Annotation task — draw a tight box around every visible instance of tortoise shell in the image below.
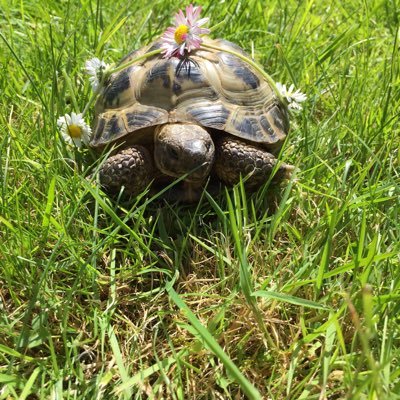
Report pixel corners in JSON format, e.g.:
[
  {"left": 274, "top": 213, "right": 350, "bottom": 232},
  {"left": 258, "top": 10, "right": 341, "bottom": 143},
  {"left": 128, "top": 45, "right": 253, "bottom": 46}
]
[{"left": 90, "top": 38, "right": 289, "bottom": 150}]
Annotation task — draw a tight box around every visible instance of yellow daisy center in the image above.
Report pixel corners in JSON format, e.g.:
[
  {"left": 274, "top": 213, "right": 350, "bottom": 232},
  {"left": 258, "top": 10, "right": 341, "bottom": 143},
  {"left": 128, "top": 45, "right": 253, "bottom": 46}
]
[
  {"left": 174, "top": 25, "right": 189, "bottom": 44},
  {"left": 68, "top": 124, "right": 82, "bottom": 138}
]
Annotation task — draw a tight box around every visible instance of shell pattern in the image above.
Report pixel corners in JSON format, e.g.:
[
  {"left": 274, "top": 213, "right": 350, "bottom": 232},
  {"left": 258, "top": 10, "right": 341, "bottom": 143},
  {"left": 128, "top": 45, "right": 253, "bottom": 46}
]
[{"left": 90, "top": 38, "right": 289, "bottom": 150}]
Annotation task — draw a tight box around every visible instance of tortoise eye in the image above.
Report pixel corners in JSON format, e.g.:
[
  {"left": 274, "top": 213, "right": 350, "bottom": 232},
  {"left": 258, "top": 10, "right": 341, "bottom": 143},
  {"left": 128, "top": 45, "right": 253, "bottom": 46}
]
[{"left": 168, "top": 147, "right": 179, "bottom": 160}]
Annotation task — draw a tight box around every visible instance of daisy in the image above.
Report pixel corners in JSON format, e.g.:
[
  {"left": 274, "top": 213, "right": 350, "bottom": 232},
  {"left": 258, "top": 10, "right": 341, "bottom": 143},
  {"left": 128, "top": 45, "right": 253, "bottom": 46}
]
[
  {"left": 84, "top": 57, "right": 110, "bottom": 91},
  {"left": 275, "top": 82, "right": 307, "bottom": 110},
  {"left": 57, "top": 112, "right": 91, "bottom": 148},
  {"left": 161, "top": 4, "right": 210, "bottom": 58}
]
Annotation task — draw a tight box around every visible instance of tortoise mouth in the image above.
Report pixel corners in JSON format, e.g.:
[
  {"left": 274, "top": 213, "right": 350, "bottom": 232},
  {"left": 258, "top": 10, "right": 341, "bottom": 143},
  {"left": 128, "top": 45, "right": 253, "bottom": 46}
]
[{"left": 157, "top": 159, "right": 214, "bottom": 183}]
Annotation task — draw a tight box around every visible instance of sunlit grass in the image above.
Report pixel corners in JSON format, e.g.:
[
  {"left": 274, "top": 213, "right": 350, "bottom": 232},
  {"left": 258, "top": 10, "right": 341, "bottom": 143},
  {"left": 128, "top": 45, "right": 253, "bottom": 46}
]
[{"left": 0, "top": 0, "right": 399, "bottom": 398}]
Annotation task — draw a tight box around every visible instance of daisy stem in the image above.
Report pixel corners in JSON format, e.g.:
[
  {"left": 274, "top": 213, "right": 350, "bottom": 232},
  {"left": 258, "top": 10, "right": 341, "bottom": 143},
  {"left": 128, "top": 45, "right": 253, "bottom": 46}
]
[
  {"left": 62, "top": 69, "right": 80, "bottom": 113},
  {"left": 108, "top": 48, "right": 162, "bottom": 75},
  {"left": 200, "top": 42, "right": 285, "bottom": 104},
  {"left": 208, "top": 18, "right": 227, "bottom": 32},
  {"left": 81, "top": 90, "right": 99, "bottom": 118}
]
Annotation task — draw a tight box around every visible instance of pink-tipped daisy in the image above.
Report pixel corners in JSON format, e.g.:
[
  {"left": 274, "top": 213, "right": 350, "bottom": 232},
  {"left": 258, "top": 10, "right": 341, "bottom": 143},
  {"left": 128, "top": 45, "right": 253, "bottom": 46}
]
[
  {"left": 57, "top": 112, "right": 91, "bottom": 148},
  {"left": 161, "top": 4, "right": 210, "bottom": 58}
]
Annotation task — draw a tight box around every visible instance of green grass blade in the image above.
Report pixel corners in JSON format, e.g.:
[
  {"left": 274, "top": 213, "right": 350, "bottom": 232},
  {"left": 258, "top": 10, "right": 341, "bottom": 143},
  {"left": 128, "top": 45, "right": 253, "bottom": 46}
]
[
  {"left": 108, "top": 326, "right": 132, "bottom": 399},
  {"left": 252, "top": 290, "right": 329, "bottom": 310},
  {"left": 167, "top": 285, "right": 262, "bottom": 400},
  {"left": 41, "top": 176, "right": 56, "bottom": 231},
  {"left": 114, "top": 351, "right": 188, "bottom": 395},
  {"left": 17, "top": 367, "right": 40, "bottom": 400}
]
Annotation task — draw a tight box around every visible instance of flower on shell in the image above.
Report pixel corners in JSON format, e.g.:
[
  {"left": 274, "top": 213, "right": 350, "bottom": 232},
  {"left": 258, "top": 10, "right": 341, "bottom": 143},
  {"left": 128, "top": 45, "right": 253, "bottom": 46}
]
[
  {"left": 57, "top": 112, "right": 91, "bottom": 148},
  {"left": 275, "top": 82, "right": 307, "bottom": 110},
  {"left": 85, "top": 57, "right": 110, "bottom": 91},
  {"left": 161, "top": 4, "right": 210, "bottom": 59}
]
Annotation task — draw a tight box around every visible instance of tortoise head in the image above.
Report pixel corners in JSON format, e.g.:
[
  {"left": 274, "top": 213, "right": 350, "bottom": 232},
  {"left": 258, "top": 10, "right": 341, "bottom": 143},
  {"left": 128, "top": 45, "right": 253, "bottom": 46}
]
[{"left": 154, "top": 123, "right": 215, "bottom": 183}]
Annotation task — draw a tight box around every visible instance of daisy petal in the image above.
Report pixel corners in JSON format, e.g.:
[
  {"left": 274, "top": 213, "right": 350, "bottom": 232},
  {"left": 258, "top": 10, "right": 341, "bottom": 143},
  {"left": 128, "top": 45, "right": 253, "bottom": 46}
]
[
  {"left": 195, "top": 17, "right": 209, "bottom": 27},
  {"left": 175, "top": 10, "right": 187, "bottom": 26}
]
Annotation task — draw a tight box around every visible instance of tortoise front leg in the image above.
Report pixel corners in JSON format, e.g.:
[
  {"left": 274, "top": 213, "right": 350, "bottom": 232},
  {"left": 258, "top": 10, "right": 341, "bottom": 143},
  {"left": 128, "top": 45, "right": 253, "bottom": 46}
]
[
  {"left": 214, "top": 136, "right": 293, "bottom": 188},
  {"left": 99, "top": 146, "right": 154, "bottom": 197}
]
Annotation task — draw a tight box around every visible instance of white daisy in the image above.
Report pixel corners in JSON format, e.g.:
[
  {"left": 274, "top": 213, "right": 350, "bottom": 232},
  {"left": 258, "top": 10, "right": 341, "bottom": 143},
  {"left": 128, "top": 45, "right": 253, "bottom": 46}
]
[
  {"left": 275, "top": 82, "right": 307, "bottom": 110},
  {"left": 84, "top": 57, "right": 110, "bottom": 91},
  {"left": 57, "top": 112, "right": 91, "bottom": 148}
]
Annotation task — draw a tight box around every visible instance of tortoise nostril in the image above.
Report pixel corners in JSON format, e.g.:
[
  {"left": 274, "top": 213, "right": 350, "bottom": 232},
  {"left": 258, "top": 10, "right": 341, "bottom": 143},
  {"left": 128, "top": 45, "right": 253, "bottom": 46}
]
[{"left": 205, "top": 141, "right": 214, "bottom": 152}]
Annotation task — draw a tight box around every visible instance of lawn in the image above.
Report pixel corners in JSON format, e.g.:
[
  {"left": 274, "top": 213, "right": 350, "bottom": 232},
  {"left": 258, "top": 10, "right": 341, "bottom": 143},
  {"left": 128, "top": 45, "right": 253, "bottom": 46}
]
[{"left": 0, "top": 0, "right": 399, "bottom": 398}]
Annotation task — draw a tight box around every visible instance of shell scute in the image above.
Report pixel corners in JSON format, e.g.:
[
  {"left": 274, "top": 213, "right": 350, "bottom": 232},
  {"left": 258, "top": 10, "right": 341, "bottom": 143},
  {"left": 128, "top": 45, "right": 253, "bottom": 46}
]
[
  {"left": 218, "top": 52, "right": 260, "bottom": 89},
  {"left": 92, "top": 113, "right": 125, "bottom": 145},
  {"left": 185, "top": 103, "right": 231, "bottom": 129},
  {"left": 103, "top": 67, "right": 133, "bottom": 108},
  {"left": 146, "top": 61, "right": 171, "bottom": 89},
  {"left": 175, "top": 62, "right": 204, "bottom": 84},
  {"left": 259, "top": 115, "right": 276, "bottom": 136},
  {"left": 125, "top": 107, "right": 168, "bottom": 130}
]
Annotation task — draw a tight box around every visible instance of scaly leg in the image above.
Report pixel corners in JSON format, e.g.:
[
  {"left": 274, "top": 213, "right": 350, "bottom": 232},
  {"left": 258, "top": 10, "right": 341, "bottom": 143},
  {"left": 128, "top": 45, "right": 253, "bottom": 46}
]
[
  {"left": 214, "top": 136, "right": 293, "bottom": 188},
  {"left": 99, "top": 146, "right": 154, "bottom": 197}
]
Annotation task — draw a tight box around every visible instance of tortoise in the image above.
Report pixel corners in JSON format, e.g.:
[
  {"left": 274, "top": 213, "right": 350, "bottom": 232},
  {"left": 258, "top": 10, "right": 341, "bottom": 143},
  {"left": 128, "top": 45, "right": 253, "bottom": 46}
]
[{"left": 90, "top": 38, "right": 292, "bottom": 201}]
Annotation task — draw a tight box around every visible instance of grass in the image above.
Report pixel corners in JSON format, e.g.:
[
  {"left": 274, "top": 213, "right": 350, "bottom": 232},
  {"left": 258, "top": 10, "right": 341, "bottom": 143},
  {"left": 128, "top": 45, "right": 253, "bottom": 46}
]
[{"left": 0, "top": 0, "right": 399, "bottom": 398}]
